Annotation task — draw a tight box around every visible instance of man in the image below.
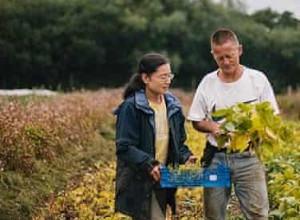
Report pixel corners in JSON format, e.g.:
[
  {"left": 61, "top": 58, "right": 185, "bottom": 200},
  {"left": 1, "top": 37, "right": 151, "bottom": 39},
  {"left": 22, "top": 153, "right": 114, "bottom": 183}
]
[{"left": 187, "top": 28, "right": 279, "bottom": 219}]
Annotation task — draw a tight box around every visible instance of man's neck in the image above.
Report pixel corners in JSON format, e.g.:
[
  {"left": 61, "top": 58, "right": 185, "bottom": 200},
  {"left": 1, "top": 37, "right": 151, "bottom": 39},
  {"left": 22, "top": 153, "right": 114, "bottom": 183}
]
[{"left": 218, "top": 65, "right": 243, "bottom": 83}]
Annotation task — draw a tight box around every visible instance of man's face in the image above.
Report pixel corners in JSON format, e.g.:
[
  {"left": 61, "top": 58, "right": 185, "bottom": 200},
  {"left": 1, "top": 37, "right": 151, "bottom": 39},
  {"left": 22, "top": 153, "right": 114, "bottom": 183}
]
[{"left": 211, "top": 41, "right": 242, "bottom": 75}]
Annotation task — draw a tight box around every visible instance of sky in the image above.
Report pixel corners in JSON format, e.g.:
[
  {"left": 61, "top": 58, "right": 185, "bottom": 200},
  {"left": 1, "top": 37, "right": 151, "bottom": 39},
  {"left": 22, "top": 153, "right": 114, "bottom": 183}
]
[
  {"left": 243, "top": 0, "right": 300, "bottom": 19},
  {"left": 215, "top": 0, "right": 300, "bottom": 19}
]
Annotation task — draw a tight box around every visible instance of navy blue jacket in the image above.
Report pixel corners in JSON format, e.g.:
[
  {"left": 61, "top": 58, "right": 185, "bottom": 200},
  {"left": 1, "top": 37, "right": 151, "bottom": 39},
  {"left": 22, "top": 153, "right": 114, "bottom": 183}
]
[{"left": 114, "top": 90, "right": 192, "bottom": 219}]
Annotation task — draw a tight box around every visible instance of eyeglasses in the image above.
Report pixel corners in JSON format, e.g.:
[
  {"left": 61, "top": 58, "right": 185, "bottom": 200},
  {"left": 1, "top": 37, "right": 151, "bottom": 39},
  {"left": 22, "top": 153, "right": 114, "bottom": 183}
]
[{"left": 156, "top": 73, "right": 175, "bottom": 81}]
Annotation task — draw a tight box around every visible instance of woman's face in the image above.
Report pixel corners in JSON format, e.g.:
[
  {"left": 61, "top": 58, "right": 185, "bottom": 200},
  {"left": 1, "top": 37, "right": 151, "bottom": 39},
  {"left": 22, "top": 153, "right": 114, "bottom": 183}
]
[{"left": 142, "top": 63, "right": 173, "bottom": 97}]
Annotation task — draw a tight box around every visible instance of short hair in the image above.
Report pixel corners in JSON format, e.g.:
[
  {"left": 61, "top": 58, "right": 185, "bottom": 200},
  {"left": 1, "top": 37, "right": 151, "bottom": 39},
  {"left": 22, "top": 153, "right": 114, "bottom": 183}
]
[{"left": 211, "top": 28, "right": 239, "bottom": 46}]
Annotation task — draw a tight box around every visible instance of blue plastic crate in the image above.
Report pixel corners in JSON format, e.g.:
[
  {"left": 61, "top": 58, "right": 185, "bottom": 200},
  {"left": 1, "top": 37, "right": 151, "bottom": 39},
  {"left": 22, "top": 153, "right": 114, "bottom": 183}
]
[{"left": 160, "top": 164, "right": 230, "bottom": 188}]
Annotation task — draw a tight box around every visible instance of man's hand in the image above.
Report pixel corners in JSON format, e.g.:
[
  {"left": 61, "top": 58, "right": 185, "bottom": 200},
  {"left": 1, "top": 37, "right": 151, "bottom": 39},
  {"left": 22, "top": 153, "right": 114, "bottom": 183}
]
[
  {"left": 211, "top": 122, "right": 221, "bottom": 138},
  {"left": 192, "top": 120, "right": 221, "bottom": 137}
]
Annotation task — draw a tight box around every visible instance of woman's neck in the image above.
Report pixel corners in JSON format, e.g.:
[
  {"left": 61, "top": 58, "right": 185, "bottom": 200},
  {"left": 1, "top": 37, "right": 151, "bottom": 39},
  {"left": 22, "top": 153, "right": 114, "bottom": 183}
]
[{"left": 146, "top": 91, "right": 163, "bottom": 104}]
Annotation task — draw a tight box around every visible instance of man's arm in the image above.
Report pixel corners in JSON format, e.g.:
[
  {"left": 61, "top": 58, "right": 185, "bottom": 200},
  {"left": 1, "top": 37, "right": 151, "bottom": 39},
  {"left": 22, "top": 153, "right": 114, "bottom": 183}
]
[{"left": 192, "top": 120, "right": 220, "bottom": 137}]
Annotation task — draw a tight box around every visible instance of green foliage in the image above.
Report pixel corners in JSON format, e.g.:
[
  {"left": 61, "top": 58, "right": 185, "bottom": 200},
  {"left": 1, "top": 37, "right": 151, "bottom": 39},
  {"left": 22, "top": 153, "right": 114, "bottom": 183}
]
[
  {"left": 212, "top": 102, "right": 292, "bottom": 160},
  {"left": 265, "top": 122, "right": 300, "bottom": 219},
  {"left": 0, "top": 0, "right": 299, "bottom": 90},
  {"left": 0, "top": 90, "right": 121, "bottom": 172},
  {"left": 276, "top": 92, "right": 300, "bottom": 120},
  {"left": 0, "top": 90, "right": 120, "bottom": 218},
  {"left": 24, "top": 124, "right": 55, "bottom": 161},
  {"left": 210, "top": 99, "right": 300, "bottom": 218},
  {"left": 22, "top": 90, "right": 300, "bottom": 219},
  {"left": 0, "top": 135, "right": 114, "bottom": 219},
  {"left": 251, "top": 8, "right": 300, "bottom": 29},
  {"left": 99, "top": 117, "right": 116, "bottom": 141}
]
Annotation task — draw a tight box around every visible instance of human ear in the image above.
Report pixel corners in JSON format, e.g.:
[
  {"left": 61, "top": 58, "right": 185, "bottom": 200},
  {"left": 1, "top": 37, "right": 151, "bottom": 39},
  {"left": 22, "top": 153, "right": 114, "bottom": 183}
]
[
  {"left": 238, "top": 45, "right": 243, "bottom": 56},
  {"left": 141, "top": 73, "right": 149, "bottom": 84}
]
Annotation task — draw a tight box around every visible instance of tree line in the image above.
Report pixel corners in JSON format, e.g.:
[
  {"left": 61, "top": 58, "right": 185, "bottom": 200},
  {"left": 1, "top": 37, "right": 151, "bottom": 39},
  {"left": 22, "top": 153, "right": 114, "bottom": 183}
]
[{"left": 0, "top": 0, "right": 299, "bottom": 92}]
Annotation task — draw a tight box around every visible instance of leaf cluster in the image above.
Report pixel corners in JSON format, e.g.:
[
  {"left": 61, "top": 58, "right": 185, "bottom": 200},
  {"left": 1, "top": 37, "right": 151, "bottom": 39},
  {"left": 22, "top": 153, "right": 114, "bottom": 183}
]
[
  {"left": 212, "top": 102, "right": 293, "bottom": 160},
  {"left": 265, "top": 122, "right": 300, "bottom": 219}
]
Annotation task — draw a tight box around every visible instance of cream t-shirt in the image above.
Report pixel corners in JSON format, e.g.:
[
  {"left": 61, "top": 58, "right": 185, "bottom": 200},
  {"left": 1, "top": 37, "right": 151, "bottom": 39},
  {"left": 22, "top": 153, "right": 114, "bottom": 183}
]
[{"left": 149, "top": 97, "right": 169, "bottom": 164}]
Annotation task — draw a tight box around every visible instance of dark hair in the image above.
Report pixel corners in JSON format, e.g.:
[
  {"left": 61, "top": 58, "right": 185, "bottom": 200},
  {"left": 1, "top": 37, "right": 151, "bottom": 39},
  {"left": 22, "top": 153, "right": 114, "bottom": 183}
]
[
  {"left": 123, "top": 53, "right": 169, "bottom": 99},
  {"left": 211, "top": 28, "right": 239, "bottom": 46}
]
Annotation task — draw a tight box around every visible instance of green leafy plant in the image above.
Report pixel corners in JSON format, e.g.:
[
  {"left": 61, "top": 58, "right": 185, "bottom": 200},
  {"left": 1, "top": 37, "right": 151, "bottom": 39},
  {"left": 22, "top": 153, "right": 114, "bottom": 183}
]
[{"left": 212, "top": 102, "right": 293, "bottom": 160}]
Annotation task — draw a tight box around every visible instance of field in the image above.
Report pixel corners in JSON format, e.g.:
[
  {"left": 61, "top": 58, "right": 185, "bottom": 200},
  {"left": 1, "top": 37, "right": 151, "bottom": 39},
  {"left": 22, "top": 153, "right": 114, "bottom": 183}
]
[{"left": 0, "top": 89, "right": 299, "bottom": 219}]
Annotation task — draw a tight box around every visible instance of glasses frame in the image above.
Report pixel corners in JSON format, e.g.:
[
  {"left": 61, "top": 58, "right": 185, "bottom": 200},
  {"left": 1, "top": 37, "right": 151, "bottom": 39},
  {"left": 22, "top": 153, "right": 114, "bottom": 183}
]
[{"left": 156, "top": 73, "right": 175, "bottom": 81}]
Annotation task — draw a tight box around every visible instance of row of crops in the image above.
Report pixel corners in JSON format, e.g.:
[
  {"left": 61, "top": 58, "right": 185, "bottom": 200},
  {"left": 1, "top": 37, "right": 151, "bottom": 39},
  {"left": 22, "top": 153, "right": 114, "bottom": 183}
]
[
  {"left": 35, "top": 121, "right": 300, "bottom": 219},
  {"left": 1, "top": 89, "right": 299, "bottom": 219}
]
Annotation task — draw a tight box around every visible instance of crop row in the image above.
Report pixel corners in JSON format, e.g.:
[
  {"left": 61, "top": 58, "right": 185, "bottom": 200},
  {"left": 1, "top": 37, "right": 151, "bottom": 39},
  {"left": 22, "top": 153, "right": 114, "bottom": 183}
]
[{"left": 0, "top": 89, "right": 121, "bottom": 173}]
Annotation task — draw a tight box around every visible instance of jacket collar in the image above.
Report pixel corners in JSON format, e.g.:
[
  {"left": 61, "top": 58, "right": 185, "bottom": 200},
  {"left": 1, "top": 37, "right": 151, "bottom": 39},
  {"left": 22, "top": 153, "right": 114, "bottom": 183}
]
[{"left": 135, "top": 90, "right": 181, "bottom": 117}]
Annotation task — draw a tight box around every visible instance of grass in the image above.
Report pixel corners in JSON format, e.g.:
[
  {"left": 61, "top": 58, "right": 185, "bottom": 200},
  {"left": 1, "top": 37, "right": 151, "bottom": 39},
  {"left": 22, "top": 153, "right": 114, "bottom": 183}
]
[{"left": 0, "top": 94, "right": 54, "bottom": 107}]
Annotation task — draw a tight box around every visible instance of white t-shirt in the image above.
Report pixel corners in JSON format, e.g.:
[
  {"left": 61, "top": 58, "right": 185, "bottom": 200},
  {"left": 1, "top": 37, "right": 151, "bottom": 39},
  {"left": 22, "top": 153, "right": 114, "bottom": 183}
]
[{"left": 187, "top": 66, "right": 279, "bottom": 146}]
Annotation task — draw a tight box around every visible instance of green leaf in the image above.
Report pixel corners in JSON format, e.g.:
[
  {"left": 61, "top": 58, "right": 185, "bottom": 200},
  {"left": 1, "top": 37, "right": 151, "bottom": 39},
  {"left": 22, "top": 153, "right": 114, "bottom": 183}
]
[
  {"left": 229, "top": 134, "right": 249, "bottom": 152},
  {"left": 211, "top": 108, "right": 233, "bottom": 118},
  {"left": 223, "top": 122, "right": 235, "bottom": 132},
  {"left": 216, "top": 134, "right": 228, "bottom": 148},
  {"left": 213, "top": 101, "right": 288, "bottom": 160}
]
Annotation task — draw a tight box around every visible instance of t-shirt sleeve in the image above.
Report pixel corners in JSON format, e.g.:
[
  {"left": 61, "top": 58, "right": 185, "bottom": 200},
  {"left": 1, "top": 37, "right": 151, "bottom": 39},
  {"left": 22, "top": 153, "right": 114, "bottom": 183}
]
[
  {"left": 260, "top": 77, "right": 280, "bottom": 114},
  {"left": 187, "top": 81, "right": 208, "bottom": 121}
]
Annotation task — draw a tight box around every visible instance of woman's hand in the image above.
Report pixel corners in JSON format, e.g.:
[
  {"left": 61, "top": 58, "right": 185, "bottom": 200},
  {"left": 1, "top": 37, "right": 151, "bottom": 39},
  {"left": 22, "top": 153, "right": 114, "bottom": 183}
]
[
  {"left": 150, "top": 165, "right": 161, "bottom": 182},
  {"left": 185, "top": 155, "right": 197, "bottom": 164}
]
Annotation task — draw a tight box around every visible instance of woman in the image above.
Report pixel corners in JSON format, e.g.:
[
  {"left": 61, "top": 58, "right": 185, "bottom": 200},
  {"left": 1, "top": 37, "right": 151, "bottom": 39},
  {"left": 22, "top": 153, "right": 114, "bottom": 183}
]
[{"left": 114, "top": 53, "right": 196, "bottom": 220}]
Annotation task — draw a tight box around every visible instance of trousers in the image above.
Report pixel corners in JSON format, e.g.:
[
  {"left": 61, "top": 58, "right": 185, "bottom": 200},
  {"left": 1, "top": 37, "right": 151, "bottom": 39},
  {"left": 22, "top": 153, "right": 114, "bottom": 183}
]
[
  {"left": 151, "top": 192, "right": 165, "bottom": 220},
  {"left": 203, "top": 150, "right": 269, "bottom": 220}
]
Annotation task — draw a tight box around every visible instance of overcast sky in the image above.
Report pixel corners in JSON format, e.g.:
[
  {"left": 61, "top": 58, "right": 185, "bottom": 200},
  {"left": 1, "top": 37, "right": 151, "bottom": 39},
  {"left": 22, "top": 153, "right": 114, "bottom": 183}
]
[
  {"left": 243, "top": 0, "right": 300, "bottom": 19},
  {"left": 215, "top": 0, "right": 300, "bottom": 19}
]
